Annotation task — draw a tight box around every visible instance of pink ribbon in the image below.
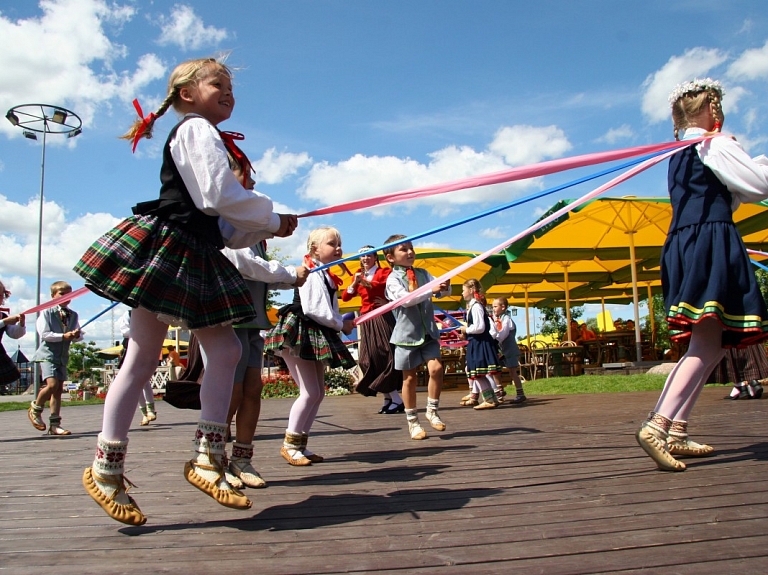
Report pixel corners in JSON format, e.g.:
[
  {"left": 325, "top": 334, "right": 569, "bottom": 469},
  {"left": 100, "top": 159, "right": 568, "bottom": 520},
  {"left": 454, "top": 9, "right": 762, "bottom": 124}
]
[
  {"left": 300, "top": 138, "right": 697, "bottom": 218},
  {"left": 21, "top": 286, "right": 90, "bottom": 315},
  {"left": 356, "top": 147, "right": 683, "bottom": 326}
]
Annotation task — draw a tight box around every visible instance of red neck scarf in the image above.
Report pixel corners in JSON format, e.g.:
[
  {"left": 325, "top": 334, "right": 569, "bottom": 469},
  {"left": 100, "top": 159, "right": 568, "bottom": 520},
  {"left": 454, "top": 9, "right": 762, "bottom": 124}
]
[
  {"left": 304, "top": 256, "right": 350, "bottom": 288},
  {"left": 219, "top": 131, "right": 253, "bottom": 187},
  {"left": 406, "top": 267, "right": 418, "bottom": 292}
]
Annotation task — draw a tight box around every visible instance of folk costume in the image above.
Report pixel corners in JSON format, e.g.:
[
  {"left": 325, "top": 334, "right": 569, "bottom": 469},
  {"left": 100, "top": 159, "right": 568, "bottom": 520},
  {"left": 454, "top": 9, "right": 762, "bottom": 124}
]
[
  {"left": 265, "top": 258, "right": 354, "bottom": 466},
  {"left": 342, "top": 261, "right": 402, "bottom": 400},
  {"left": 464, "top": 297, "right": 501, "bottom": 409},
  {"left": 76, "top": 113, "right": 280, "bottom": 525},
  {"left": 637, "top": 79, "right": 768, "bottom": 473},
  {"left": 662, "top": 128, "right": 768, "bottom": 347}
]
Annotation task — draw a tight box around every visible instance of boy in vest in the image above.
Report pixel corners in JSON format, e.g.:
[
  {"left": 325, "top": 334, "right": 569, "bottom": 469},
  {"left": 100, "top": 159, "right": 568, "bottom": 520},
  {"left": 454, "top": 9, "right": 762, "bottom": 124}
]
[
  {"left": 29, "top": 281, "right": 83, "bottom": 435},
  {"left": 384, "top": 235, "right": 450, "bottom": 440}
]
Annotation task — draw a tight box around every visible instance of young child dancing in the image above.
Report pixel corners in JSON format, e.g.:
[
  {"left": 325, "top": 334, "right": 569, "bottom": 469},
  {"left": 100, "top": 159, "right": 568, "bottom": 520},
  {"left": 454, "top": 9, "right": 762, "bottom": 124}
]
[
  {"left": 342, "top": 245, "right": 403, "bottom": 413},
  {"left": 384, "top": 235, "right": 450, "bottom": 440},
  {"left": 29, "top": 281, "right": 83, "bottom": 435},
  {"left": 459, "top": 280, "right": 501, "bottom": 410},
  {"left": 490, "top": 297, "right": 526, "bottom": 404},
  {"left": 74, "top": 57, "right": 297, "bottom": 525},
  {"left": 0, "top": 280, "right": 26, "bottom": 391},
  {"left": 265, "top": 227, "right": 355, "bottom": 466},
  {"left": 636, "top": 78, "right": 768, "bottom": 471}
]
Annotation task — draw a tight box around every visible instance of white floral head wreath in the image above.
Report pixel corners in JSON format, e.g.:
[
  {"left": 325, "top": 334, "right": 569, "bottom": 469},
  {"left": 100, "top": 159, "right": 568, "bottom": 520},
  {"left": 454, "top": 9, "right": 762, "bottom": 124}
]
[{"left": 668, "top": 77, "right": 725, "bottom": 105}]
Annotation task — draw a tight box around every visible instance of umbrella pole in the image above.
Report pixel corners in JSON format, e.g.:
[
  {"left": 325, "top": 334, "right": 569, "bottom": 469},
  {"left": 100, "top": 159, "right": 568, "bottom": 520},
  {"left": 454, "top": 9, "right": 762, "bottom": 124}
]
[
  {"left": 524, "top": 285, "right": 531, "bottom": 344},
  {"left": 564, "top": 264, "right": 571, "bottom": 341},
  {"left": 647, "top": 283, "right": 655, "bottom": 356},
  {"left": 628, "top": 232, "right": 642, "bottom": 361}
]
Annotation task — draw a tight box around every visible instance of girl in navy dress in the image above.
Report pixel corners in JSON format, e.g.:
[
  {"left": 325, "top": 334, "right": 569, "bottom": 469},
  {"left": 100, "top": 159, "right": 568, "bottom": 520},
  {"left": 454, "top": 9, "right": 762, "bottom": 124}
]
[
  {"left": 74, "top": 57, "right": 297, "bottom": 525},
  {"left": 636, "top": 78, "right": 768, "bottom": 471},
  {"left": 460, "top": 279, "right": 501, "bottom": 410}
]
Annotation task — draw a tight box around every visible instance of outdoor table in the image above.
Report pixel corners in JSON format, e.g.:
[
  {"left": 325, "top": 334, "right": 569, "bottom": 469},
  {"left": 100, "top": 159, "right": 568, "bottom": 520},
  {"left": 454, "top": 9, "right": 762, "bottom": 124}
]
[
  {"left": 543, "top": 345, "right": 584, "bottom": 377},
  {"left": 599, "top": 331, "right": 637, "bottom": 363}
]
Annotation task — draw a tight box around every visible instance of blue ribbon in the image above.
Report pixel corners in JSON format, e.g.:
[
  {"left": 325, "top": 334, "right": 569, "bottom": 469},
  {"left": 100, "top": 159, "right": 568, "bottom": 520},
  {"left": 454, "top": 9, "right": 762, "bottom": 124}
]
[{"left": 312, "top": 150, "right": 664, "bottom": 273}]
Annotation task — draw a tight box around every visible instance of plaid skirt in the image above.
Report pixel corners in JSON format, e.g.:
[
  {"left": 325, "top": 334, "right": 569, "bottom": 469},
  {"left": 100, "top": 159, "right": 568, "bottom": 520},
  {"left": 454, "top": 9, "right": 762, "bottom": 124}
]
[
  {"left": 74, "top": 215, "right": 255, "bottom": 329},
  {"left": 264, "top": 312, "right": 356, "bottom": 369}
]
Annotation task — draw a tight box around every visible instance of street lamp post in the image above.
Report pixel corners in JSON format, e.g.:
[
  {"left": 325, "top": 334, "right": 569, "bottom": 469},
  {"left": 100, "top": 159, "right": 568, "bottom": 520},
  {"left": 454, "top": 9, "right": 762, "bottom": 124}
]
[{"left": 6, "top": 104, "right": 82, "bottom": 395}]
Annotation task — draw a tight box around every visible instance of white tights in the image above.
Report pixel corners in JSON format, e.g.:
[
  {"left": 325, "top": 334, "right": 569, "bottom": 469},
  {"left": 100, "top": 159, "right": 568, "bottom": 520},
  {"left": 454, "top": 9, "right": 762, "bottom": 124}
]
[
  {"left": 653, "top": 317, "right": 725, "bottom": 422},
  {"left": 283, "top": 354, "right": 325, "bottom": 434},
  {"left": 137, "top": 381, "right": 154, "bottom": 409},
  {"left": 102, "top": 307, "right": 241, "bottom": 441}
]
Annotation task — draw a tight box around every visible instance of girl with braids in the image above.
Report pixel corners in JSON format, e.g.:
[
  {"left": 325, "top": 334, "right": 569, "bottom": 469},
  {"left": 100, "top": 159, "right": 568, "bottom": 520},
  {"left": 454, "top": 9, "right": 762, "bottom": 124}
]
[
  {"left": 458, "top": 279, "right": 501, "bottom": 410},
  {"left": 74, "top": 57, "right": 297, "bottom": 525},
  {"left": 636, "top": 78, "right": 768, "bottom": 472}
]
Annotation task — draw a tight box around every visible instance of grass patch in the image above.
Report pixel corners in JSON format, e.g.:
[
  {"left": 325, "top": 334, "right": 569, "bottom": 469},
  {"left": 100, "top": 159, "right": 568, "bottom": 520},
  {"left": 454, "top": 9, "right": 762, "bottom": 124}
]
[{"left": 0, "top": 397, "right": 106, "bottom": 412}]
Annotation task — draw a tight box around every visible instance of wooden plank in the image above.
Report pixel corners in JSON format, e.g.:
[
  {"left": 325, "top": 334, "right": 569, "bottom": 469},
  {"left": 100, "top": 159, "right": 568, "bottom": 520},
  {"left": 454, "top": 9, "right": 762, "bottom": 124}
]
[{"left": 1, "top": 386, "right": 768, "bottom": 574}]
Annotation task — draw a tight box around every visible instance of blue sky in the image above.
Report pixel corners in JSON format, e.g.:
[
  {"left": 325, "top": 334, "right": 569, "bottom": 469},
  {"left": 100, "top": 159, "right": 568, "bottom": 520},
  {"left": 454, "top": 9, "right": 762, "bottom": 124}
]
[{"left": 2, "top": 0, "right": 768, "bottom": 355}]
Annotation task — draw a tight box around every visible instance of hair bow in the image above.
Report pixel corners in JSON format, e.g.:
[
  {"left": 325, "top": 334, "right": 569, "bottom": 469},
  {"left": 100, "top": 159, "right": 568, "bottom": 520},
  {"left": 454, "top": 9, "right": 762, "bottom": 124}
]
[{"left": 131, "top": 99, "right": 157, "bottom": 153}]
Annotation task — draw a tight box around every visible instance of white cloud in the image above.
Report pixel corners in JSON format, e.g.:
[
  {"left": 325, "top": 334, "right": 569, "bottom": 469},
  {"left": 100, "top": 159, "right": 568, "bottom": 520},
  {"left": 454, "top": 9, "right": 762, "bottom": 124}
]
[
  {"left": 0, "top": 194, "right": 120, "bottom": 279},
  {"left": 728, "top": 40, "right": 768, "bottom": 80},
  {"left": 155, "top": 4, "right": 229, "bottom": 51},
  {"left": 597, "top": 124, "right": 634, "bottom": 145},
  {"left": 0, "top": 0, "right": 165, "bottom": 134},
  {"left": 480, "top": 227, "right": 506, "bottom": 239},
  {"left": 252, "top": 148, "right": 312, "bottom": 185},
  {"left": 641, "top": 47, "right": 728, "bottom": 123},
  {"left": 298, "top": 125, "right": 571, "bottom": 215}
]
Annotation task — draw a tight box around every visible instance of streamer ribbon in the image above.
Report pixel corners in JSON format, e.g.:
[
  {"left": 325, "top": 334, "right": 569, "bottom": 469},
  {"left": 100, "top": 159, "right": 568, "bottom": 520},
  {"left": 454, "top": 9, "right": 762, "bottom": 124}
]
[
  {"left": 311, "top": 150, "right": 661, "bottom": 273},
  {"left": 131, "top": 99, "right": 157, "bottom": 153},
  {"left": 21, "top": 286, "right": 90, "bottom": 315},
  {"left": 80, "top": 301, "right": 120, "bottom": 329},
  {"left": 300, "top": 138, "right": 701, "bottom": 218},
  {"left": 356, "top": 146, "right": 684, "bottom": 326}
]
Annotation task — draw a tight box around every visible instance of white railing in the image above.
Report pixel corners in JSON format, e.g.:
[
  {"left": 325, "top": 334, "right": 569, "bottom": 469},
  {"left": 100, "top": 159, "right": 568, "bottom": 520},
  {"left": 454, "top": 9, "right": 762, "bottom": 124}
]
[{"left": 102, "top": 365, "right": 171, "bottom": 393}]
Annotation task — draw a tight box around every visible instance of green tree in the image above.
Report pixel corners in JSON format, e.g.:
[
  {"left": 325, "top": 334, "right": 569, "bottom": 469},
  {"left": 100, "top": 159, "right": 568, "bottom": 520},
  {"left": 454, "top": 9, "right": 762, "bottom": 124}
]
[
  {"left": 67, "top": 341, "right": 106, "bottom": 382},
  {"left": 266, "top": 246, "right": 292, "bottom": 308},
  {"left": 539, "top": 306, "right": 584, "bottom": 339}
]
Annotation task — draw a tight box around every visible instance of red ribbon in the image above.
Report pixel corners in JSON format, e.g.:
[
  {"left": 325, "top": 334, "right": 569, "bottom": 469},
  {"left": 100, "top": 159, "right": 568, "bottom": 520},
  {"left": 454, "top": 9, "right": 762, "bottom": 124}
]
[
  {"left": 21, "top": 286, "right": 90, "bottom": 315},
  {"left": 303, "top": 255, "right": 347, "bottom": 288},
  {"left": 219, "top": 131, "right": 253, "bottom": 187},
  {"left": 131, "top": 99, "right": 157, "bottom": 153}
]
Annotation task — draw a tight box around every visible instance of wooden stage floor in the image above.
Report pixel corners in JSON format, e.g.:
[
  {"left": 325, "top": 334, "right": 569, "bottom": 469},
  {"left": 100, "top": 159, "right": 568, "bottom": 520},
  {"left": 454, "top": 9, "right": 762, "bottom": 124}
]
[{"left": 1, "top": 386, "right": 767, "bottom": 574}]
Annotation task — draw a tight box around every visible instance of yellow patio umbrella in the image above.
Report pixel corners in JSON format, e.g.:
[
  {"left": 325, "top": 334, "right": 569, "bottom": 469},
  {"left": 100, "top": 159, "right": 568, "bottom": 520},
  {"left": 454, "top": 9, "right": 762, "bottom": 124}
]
[
  {"left": 97, "top": 339, "right": 189, "bottom": 358},
  {"left": 500, "top": 196, "right": 768, "bottom": 359},
  {"left": 337, "top": 248, "right": 510, "bottom": 313}
]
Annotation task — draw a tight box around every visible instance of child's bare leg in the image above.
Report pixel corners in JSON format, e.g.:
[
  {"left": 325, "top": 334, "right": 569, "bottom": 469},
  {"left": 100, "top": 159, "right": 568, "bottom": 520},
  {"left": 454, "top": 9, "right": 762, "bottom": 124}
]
[
  {"left": 426, "top": 358, "right": 443, "bottom": 400},
  {"left": 401, "top": 369, "right": 426, "bottom": 440},
  {"left": 425, "top": 358, "right": 446, "bottom": 431},
  {"left": 402, "top": 369, "right": 418, "bottom": 409}
]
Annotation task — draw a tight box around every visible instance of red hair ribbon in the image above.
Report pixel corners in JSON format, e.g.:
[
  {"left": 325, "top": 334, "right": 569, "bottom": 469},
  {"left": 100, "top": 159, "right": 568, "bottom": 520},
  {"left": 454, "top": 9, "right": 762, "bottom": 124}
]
[
  {"left": 131, "top": 99, "right": 157, "bottom": 153},
  {"left": 303, "top": 255, "right": 346, "bottom": 288},
  {"left": 406, "top": 268, "right": 418, "bottom": 292},
  {"left": 219, "top": 131, "right": 253, "bottom": 187}
]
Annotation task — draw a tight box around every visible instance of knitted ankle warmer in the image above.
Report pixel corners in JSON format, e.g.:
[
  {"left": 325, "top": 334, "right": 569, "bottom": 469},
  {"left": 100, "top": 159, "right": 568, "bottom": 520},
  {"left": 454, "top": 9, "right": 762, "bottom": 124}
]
[
  {"left": 231, "top": 442, "right": 254, "bottom": 461},
  {"left": 92, "top": 434, "right": 132, "bottom": 505},
  {"left": 646, "top": 412, "right": 672, "bottom": 436},
  {"left": 668, "top": 419, "right": 688, "bottom": 438},
  {"left": 191, "top": 420, "right": 229, "bottom": 487}
]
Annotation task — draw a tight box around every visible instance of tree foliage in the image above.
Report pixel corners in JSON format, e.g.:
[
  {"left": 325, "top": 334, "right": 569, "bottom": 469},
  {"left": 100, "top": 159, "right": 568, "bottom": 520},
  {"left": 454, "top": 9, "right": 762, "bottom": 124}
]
[
  {"left": 67, "top": 341, "right": 106, "bottom": 382},
  {"left": 539, "top": 306, "right": 585, "bottom": 339}
]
